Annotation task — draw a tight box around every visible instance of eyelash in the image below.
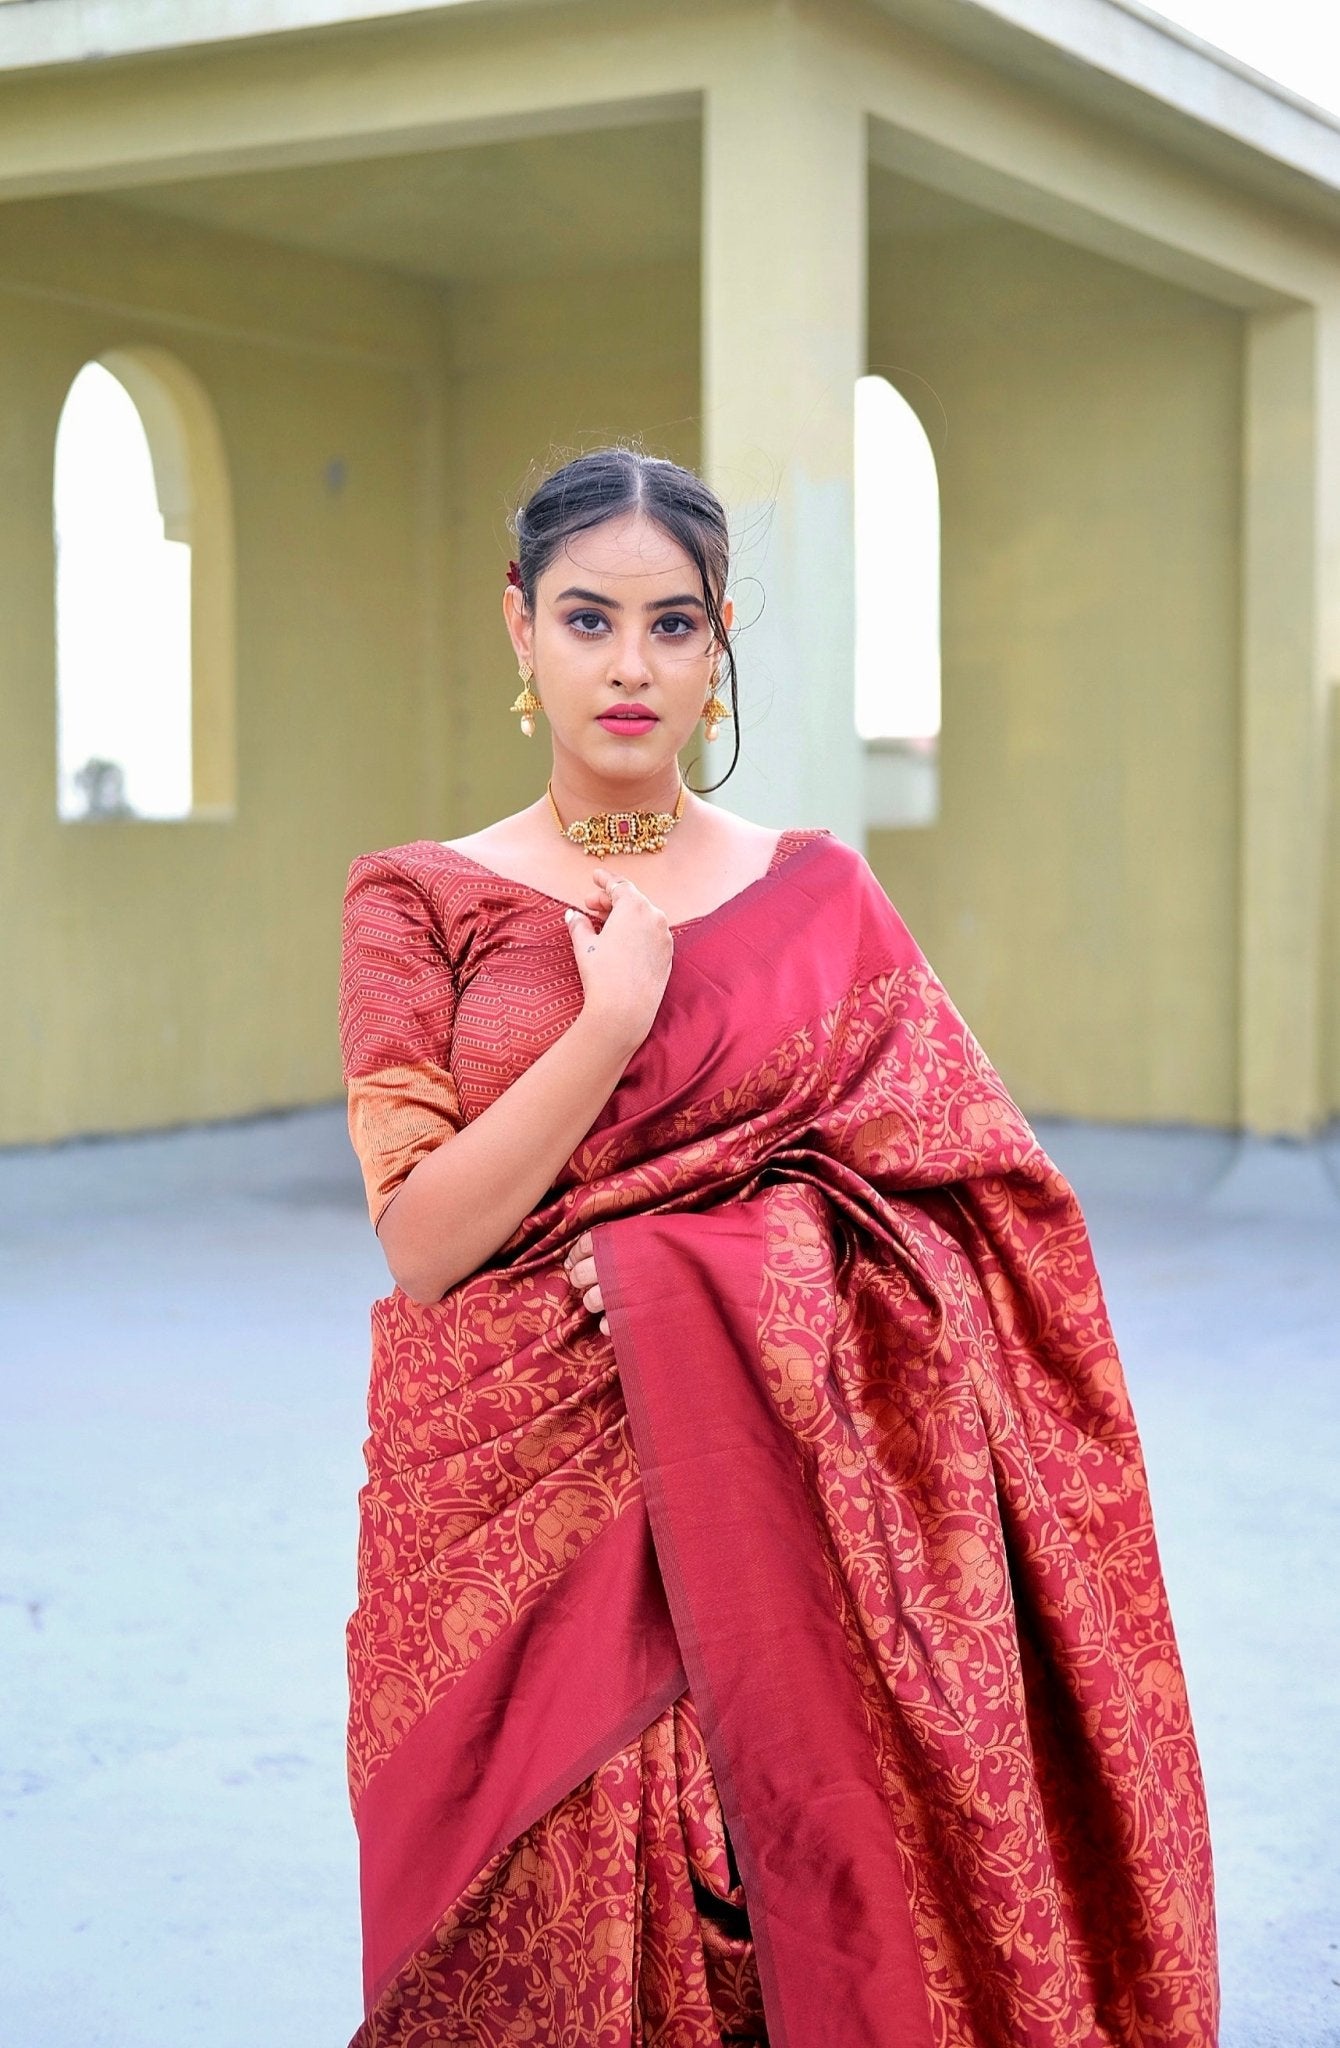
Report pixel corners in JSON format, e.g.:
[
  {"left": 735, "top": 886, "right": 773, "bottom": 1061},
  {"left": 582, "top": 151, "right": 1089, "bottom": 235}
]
[{"left": 566, "top": 610, "right": 697, "bottom": 640}]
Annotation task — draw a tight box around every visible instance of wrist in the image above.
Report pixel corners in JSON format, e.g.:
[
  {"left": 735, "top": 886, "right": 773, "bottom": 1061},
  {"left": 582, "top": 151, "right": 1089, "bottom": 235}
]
[{"left": 569, "top": 1000, "right": 643, "bottom": 1069}]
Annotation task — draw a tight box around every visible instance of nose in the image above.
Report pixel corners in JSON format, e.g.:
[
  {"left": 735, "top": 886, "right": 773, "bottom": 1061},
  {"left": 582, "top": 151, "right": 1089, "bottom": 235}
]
[{"left": 608, "top": 632, "right": 654, "bottom": 690}]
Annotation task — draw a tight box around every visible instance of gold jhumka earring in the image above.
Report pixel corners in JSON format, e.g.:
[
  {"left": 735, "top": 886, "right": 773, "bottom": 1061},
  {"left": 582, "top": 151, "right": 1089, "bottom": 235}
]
[
  {"left": 511, "top": 660, "right": 543, "bottom": 739},
  {"left": 506, "top": 558, "right": 543, "bottom": 737},
  {"left": 702, "top": 664, "right": 729, "bottom": 743}
]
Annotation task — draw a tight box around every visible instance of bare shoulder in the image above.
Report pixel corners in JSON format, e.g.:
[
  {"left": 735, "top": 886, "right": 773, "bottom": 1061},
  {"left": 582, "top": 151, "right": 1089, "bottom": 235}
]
[
  {"left": 438, "top": 807, "right": 540, "bottom": 861},
  {"left": 699, "top": 804, "right": 791, "bottom": 859},
  {"left": 705, "top": 806, "right": 839, "bottom": 864}
]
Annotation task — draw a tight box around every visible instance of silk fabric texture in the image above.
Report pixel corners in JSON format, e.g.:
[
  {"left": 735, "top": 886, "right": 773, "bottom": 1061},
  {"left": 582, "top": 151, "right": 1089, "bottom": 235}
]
[{"left": 339, "top": 830, "right": 1219, "bottom": 2048}]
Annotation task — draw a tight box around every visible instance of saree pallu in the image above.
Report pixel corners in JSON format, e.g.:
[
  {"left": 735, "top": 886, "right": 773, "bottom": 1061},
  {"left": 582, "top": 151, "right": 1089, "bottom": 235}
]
[{"left": 347, "top": 833, "right": 1218, "bottom": 2047}]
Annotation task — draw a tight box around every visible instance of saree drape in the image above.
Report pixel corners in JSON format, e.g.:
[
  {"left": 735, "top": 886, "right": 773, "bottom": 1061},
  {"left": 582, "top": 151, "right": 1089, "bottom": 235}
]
[{"left": 345, "top": 831, "right": 1218, "bottom": 2047}]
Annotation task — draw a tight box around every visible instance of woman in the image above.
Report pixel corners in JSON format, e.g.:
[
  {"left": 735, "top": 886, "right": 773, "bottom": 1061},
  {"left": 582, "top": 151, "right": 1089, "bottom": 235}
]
[{"left": 339, "top": 446, "right": 1219, "bottom": 2047}]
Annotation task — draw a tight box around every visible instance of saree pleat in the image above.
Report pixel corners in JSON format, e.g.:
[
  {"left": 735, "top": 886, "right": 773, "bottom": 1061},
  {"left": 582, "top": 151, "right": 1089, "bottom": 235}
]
[
  {"left": 340, "top": 830, "right": 1219, "bottom": 2048},
  {"left": 354, "top": 1700, "right": 763, "bottom": 2048}
]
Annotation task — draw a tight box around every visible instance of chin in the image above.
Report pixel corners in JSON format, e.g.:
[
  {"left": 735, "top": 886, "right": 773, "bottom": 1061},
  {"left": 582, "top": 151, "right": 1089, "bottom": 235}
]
[{"left": 576, "top": 735, "right": 688, "bottom": 769}]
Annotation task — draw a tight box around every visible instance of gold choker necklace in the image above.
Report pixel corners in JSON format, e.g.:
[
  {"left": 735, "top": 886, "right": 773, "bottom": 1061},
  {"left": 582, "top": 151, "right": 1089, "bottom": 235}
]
[{"left": 546, "top": 778, "right": 686, "bottom": 858}]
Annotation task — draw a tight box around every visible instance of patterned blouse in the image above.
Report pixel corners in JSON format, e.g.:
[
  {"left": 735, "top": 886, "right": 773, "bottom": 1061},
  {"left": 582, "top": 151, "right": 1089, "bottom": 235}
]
[{"left": 338, "top": 830, "right": 827, "bottom": 1225}]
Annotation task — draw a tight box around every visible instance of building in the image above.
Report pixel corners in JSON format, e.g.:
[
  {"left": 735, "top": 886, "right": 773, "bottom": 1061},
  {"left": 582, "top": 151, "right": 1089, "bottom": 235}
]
[{"left": 1, "top": 0, "right": 1337, "bottom": 1145}]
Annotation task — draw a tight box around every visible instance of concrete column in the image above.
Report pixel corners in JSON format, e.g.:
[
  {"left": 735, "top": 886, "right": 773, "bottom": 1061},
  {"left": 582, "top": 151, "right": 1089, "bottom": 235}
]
[
  {"left": 1239, "top": 302, "right": 1338, "bottom": 1135},
  {"left": 1324, "top": 306, "right": 1340, "bottom": 1127},
  {"left": 701, "top": 23, "right": 866, "bottom": 845}
]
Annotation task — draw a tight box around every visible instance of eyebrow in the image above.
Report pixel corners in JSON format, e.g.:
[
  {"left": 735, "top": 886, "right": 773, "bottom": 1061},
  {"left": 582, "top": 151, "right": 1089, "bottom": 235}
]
[{"left": 554, "top": 586, "right": 706, "bottom": 611}]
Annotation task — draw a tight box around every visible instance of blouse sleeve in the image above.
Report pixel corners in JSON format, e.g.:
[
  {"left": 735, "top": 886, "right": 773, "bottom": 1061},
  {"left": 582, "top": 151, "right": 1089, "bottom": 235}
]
[{"left": 339, "top": 853, "right": 465, "bottom": 1228}]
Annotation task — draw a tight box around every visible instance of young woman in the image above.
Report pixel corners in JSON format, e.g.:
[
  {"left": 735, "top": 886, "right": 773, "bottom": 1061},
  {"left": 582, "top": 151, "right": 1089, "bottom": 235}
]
[{"left": 338, "top": 447, "right": 1219, "bottom": 2048}]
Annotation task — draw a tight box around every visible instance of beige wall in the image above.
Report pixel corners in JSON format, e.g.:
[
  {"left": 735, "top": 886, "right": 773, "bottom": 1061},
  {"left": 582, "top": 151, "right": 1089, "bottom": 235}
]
[
  {"left": 0, "top": 204, "right": 703, "bottom": 1145},
  {"left": 0, "top": 197, "right": 449, "bottom": 1144},
  {"left": 867, "top": 215, "right": 1244, "bottom": 1128},
  {"left": 1, "top": 182, "right": 1327, "bottom": 1144},
  {"left": 1327, "top": 693, "right": 1340, "bottom": 1117}
]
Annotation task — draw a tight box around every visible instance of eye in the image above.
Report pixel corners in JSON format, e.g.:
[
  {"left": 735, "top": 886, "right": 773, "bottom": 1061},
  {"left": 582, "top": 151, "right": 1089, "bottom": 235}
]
[
  {"left": 654, "top": 614, "right": 697, "bottom": 638},
  {"left": 567, "top": 609, "right": 608, "bottom": 637}
]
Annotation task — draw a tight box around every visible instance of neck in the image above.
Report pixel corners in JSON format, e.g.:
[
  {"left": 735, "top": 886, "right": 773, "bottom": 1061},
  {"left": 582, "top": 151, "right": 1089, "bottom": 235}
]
[{"left": 548, "top": 760, "right": 685, "bottom": 820}]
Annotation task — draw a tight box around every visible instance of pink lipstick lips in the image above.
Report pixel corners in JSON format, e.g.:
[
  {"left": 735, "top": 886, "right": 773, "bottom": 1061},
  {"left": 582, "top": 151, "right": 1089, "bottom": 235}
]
[{"left": 596, "top": 709, "right": 659, "bottom": 734}]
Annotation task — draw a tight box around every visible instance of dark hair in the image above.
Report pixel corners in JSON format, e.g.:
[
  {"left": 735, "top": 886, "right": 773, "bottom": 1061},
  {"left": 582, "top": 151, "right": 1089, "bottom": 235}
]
[{"left": 509, "top": 445, "right": 739, "bottom": 793}]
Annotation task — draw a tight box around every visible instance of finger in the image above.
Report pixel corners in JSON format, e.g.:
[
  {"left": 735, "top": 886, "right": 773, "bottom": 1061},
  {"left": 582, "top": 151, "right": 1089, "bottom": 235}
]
[
  {"left": 599, "top": 1315, "right": 609, "bottom": 1335},
  {"left": 564, "top": 908, "right": 600, "bottom": 956},
  {"left": 582, "top": 1282, "right": 603, "bottom": 1315},
  {"left": 592, "top": 869, "right": 637, "bottom": 903},
  {"left": 567, "top": 1255, "right": 596, "bottom": 1291}
]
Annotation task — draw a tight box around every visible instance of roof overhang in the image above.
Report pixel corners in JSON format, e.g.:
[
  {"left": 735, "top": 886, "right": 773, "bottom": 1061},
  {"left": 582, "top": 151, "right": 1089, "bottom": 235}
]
[
  {"left": 871, "top": 0, "right": 1340, "bottom": 229},
  {"left": 0, "top": 0, "right": 1336, "bottom": 227}
]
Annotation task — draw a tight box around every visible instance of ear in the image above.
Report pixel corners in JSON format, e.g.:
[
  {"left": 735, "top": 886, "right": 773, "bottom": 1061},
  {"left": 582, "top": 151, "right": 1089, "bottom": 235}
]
[
  {"left": 715, "top": 594, "right": 735, "bottom": 647},
  {"left": 502, "top": 584, "right": 533, "bottom": 668}
]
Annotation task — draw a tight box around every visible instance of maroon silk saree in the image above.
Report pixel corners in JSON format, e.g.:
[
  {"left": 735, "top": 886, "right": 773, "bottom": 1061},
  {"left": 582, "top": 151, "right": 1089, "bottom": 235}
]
[{"left": 346, "top": 832, "right": 1218, "bottom": 2046}]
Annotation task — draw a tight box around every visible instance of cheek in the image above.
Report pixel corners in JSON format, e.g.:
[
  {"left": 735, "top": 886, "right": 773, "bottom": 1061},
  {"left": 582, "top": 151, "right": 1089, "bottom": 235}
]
[
  {"left": 651, "top": 632, "right": 713, "bottom": 679},
  {"left": 533, "top": 627, "right": 598, "bottom": 690}
]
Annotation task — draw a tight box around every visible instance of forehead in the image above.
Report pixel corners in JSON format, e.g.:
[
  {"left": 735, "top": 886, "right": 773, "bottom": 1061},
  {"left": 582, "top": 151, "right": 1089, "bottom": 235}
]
[{"left": 545, "top": 512, "right": 697, "bottom": 587}]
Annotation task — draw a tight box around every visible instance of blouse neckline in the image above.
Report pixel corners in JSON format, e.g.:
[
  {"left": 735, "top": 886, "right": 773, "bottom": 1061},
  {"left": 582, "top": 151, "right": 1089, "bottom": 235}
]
[{"left": 433, "top": 827, "right": 819, "bottom": 934}]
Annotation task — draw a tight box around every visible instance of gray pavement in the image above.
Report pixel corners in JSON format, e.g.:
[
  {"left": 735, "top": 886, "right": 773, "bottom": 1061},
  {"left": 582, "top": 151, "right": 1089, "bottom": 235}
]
[{"left": 1, "top": 1107, "right": 1337, "bottom": 2048}]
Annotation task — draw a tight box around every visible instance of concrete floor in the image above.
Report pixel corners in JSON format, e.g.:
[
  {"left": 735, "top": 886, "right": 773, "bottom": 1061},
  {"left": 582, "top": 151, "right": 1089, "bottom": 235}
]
[{"left": 1, "top": 1106, "right": 1337, "bottom": 2048}]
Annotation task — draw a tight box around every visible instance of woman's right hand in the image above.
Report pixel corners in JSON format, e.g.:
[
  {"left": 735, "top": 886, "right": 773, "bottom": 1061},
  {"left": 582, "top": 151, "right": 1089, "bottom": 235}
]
[{"left": 565, "top": 868, "right": 674, "bottom": 1056}]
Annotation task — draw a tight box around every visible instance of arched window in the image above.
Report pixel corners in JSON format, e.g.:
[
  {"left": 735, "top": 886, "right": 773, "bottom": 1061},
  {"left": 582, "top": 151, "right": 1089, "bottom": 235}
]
[
  {"left": 54, "top": 348, "right": 235, "bottom": 823},
  {"left": 854, "top": 373, "right": 941, "bottom": 828}
]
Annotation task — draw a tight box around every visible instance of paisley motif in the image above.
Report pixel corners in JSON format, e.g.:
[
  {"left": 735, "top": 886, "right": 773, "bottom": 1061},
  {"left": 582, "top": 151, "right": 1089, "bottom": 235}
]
[{"left": 339, "top": 831, "right": 1218, "bottom": 2048}]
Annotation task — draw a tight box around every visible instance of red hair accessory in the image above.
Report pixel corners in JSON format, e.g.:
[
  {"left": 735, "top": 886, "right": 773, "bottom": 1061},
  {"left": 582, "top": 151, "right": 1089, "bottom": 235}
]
[{"left": 506, "top": 559, "right": 523, "bottom": 588}]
